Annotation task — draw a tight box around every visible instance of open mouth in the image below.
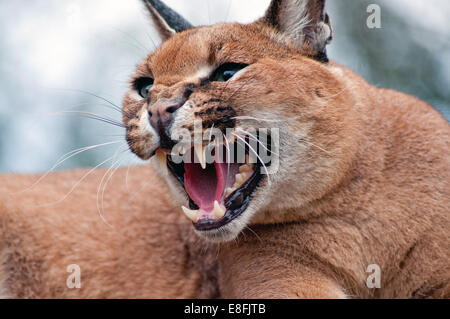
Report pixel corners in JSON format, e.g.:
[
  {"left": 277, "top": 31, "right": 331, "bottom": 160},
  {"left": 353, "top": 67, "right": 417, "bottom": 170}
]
[{"left": 161, "top": 140, "right": 268, "bottom": 231}]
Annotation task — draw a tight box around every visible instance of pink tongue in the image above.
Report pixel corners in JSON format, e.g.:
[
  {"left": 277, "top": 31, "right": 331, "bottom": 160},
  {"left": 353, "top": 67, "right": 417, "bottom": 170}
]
[{"left": 184, "top": 161, "right": 239, "bottom": 212}]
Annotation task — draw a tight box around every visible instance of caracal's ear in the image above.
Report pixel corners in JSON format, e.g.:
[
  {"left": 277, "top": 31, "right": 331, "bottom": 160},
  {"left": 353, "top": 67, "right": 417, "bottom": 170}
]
[
  {"left": 141, "top": 0, "right": 193, "bottom": 41},
  {"left": 259, "top": 0, "right": 332, "bottom": 62}
]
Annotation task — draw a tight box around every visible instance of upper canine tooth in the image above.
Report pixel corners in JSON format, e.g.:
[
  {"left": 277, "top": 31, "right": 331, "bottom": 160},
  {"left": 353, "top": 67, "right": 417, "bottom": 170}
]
[
  {"left": 181, "top": 206, "right": 199, "bottom": 222},
  {"left": 213, "top": 201, "right": 226, "bottom": 218},
  {"left": 194, "top": 144, "right": 207, "bottom": 169},
  {"left": 156, "top": 150, "right": 167, "bottom": 175},
  {"left": 247, "top": 153, "right": 257, "bottom": 164}
]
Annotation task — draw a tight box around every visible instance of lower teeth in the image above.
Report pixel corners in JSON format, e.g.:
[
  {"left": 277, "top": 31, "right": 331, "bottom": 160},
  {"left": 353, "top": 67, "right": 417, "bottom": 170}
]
[
  {"left": 181, "top": 200, "right": 226, "bottom": 223},
  {"left": 213, "top": 201, "right": 226, "bottom": 218},
  {"left": 181, "top": 206, "right": 199, "bottom": 222},
  {"left": 224, "top": 187, "right": 234, "bottom": 198}
]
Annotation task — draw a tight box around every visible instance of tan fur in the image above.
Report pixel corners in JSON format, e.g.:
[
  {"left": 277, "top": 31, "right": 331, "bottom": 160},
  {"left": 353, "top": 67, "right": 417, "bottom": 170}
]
[
  {"left": 1, "top": 1, "right": 449, "bottom": 298},
  {"left": 0, "top": 168, "right": 218, "bottom": 298}
]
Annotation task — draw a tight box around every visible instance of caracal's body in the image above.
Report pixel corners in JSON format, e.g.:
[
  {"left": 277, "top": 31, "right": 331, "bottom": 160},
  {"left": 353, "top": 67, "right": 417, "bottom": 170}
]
[{"left": 1, "top": 0, "right": 449, "bottom": 298}]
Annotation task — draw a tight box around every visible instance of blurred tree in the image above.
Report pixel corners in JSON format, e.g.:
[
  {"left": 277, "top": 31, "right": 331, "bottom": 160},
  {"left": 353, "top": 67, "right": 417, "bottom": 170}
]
[
  {"left": 328, "top": 0, "right": 449, "bottom": 119},
  {"left": 0, "top": 0, "right": 448, "bottom": 173}
]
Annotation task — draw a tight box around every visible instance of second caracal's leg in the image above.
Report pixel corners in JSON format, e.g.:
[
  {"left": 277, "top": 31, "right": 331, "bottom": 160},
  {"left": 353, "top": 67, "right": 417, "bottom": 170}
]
[
  {"left": 0, "top": 167, "right": 218, "bottom": 298},
  {"left": 218, "top": 228, "right": 347, "bottom": 299}
]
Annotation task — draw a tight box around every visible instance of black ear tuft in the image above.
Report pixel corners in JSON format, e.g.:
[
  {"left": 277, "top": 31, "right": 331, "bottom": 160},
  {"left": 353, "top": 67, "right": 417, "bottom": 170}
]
[{"left": 142, "top": 0, "right": 193, "bottom": 40}]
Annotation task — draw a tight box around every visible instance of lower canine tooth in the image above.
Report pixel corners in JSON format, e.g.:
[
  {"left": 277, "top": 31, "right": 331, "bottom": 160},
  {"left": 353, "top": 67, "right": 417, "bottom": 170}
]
[
  {"left": 213, "top": 201, "right": 226, "bottom": 218},
  {"left": 181, "top": 206, "right": 199, "bottom": 222}
]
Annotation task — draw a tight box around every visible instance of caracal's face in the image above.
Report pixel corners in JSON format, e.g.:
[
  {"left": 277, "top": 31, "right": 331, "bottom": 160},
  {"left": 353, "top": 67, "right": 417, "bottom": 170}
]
[{"left": 123, "top": 22, "right": 354, "bottom": 242}]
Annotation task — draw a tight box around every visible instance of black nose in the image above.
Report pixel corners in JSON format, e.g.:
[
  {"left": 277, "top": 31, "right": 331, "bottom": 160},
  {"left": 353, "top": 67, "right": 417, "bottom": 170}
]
[{"left": 148, "top": 100, "right": 182, "bottom": 150}]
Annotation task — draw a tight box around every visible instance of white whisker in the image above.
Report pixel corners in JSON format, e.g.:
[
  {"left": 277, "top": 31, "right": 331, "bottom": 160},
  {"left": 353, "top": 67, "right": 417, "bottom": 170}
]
[
  {"left": 37, "top": 149, "right": 127, "bottom": 208},
  {"left": 125, "top": 162, "right": 133, "bottom": 190},
  {"left": 98, "top": 153, "right": 126, "bottom": 229},
  {"left": 49, "top": 88, "right": 122, "bottom": 112},
  {"left": 246, "top": 225, "right": 263, "bottom": 244},
  {"left": 63, "top": 102, "right": 122, "bottom": 114},
  {"left": 232, "top": 116, "right": 281, "bottom": 123},
  {"left": 52, "top": 111, "right": 125, "bottom": 128},
  {"left": 145, "top": 32, "right": 157, "bottom": 50},
  {"left": 112, "top": 27, "right": 151, "bottom": 52},
  {"left": 13, "top": 141, "right": 124, "bottom": 195},
  {"left": 223, "top": 134, "right": 232, "bottom": 176},
  {"left": 237, "top": 128, "right": 279, "bottom": 156},
  {"left": 300, "top": 139, "right": 336, "bottom": 155},
  {"left": 233, "top": 133, "right": 271, "bottom": 184}
]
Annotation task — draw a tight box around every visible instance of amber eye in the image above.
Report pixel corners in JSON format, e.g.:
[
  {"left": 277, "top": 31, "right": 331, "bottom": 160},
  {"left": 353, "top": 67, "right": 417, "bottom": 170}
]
[
  {"left": 134, "top": 77, "right": 154, "bottom": 98},
  {"left": 211, "top": 63, "right": 248, "bottom": 82}
]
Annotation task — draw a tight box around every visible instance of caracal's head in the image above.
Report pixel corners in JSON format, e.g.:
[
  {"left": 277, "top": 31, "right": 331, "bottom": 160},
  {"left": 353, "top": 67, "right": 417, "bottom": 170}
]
[{"left": 123, "top": 0, "right": 359, "bottom": 242}]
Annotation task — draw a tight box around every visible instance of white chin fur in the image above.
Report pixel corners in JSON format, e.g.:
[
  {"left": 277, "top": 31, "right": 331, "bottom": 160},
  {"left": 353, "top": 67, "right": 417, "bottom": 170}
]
[
  {"left": 193, "top": 199, "right": 262, "bottom": 242},
  {"left": 194, "top": 218, "right": 247, "bottom": 243}
]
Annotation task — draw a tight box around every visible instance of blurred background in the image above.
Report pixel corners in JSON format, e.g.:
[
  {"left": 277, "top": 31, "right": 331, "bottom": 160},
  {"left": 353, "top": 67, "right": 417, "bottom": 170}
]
[{"left": 0, "top": 0, "right": 448, "bottom": 173}]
